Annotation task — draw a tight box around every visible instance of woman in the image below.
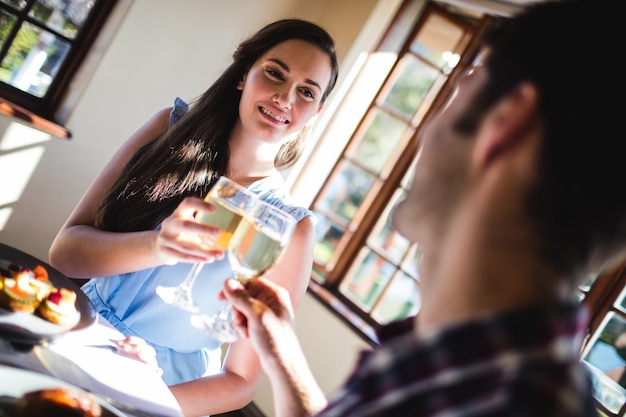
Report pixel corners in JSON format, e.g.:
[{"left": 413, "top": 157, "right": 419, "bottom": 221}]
[{"left": 49, "top": 18, "right": 339, "bottom": 417}]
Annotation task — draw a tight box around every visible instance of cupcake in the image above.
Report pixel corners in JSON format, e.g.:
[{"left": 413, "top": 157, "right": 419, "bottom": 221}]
[
  {"left": 37, "top": 287, "right": 79, "bottom": 327},
  {"left": 0, "top": 270, "right": 40, "bottom": 313}
]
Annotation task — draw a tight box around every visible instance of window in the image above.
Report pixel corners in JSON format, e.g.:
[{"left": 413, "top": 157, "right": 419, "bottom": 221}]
[
  {"left": 580, "top": 266, "right": 626, "bottom": 416},
  {"left": 294, "top": 0, "right": 489, "bottom": 341},
  {"left": 0, "top": 0, "right": 118, "bottom": 137}
]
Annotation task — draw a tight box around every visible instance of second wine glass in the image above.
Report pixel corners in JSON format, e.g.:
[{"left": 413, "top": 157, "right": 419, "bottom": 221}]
[
  {"left": 190, "top": 198, "right": 297, "bottom": 342},
  {"left": 156, "top": 176, "right": 257, "bottom": 312}
]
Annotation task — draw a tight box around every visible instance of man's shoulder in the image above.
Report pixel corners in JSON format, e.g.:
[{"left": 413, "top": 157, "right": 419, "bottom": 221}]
[{"left": 375, "top": 316, "right": 415, "bottom": 344}]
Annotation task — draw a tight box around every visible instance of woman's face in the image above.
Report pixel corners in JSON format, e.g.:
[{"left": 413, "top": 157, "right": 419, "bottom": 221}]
[{"left": 237, "top": 39, "right": 332, "bottom": 145}]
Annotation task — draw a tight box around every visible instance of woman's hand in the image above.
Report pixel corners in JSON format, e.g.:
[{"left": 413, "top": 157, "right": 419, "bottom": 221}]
[
  {"left": 156, "top": 196, "right": 226, "bottom": 265},
  {"left": 115, "top": 336, "right": 163, "bottom": 376}
]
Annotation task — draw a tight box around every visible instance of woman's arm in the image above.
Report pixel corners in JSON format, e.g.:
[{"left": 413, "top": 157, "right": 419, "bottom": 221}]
[
  {"left": 48, "top": 108, "right": 221, "bottom": 278},
  {"left": 169, "top": 216, "right": 317, "bottom": 417}
]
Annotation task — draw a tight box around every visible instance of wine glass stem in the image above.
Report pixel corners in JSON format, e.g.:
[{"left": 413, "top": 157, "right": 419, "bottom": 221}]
[
  {"left": 216, "top": 275, "right": 249, "bottom": 322},
  {"left": 217, "top": 301, "right": 232, "bottom": 320},
  {"left": 181, "top": 262, "right": 205, "bottom": 293}
]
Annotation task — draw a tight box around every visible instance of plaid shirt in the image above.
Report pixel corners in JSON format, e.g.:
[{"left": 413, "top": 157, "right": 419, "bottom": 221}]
[{"left": 315, "top": 302, "right": 597, "bottom": 417}]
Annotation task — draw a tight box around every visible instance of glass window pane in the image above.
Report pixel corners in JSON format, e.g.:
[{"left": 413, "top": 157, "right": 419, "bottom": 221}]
[
  {"left": 1, "top": 22, "right": 69, "bottom": 96},
  {"left": 313, "top": 212, "right": 346, "bottom": 267},
  {"left": 400, "top": 244, "right": 421, "bottom": 279},
  {"left": 372, "top": 271, "right": 420, "bottom": 323},
  {"left": 0, "top": 22, "right": 41, "bottom": 90},
  {"left": 410, "top": 13, "right": 465, "bottom": 72},
  {"left": 351, "top": 109, "right": 409, "bottom": 173},
  {"left": 315, "top": 160, "right": 376, "bottom": 224},
  {"left": 30, "top": 0, "right": 94, "bottom": 38},
  {"left": 0, "top": 0, "right": 27, "bottom": 9},
  {"left": 381, "top": 54, "right": 440, "bottom": 120},
  {"left": 0, "top": 10, "right": 17, "bottom": 52},
  {"left": 401, "top": 157, "right": 417, "bottom": 189},
  {"left": 341, "top": 249, "right": 395, "bottom": 311},
  {"left": 618, "top": 286, "right": 626, "bottom": 312},
  {"left": 368, "top": 188, "right": 411, "bottom": 264},
  {"left": 582, "top": 312, "right": 626, "bottom": 413}
]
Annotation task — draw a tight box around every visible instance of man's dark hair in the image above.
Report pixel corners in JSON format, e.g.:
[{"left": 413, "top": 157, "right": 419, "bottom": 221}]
[{"left": 460, "top": 0, "right": 625, "bottom": 281}]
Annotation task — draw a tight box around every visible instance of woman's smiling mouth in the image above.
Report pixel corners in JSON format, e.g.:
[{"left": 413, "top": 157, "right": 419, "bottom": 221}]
[{"left": 260, "top": 106, "right": 289, "bottom": 124}]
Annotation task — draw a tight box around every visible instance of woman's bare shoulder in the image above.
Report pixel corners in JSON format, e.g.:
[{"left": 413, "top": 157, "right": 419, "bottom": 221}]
[
  {"left": 130, "top": 107, "right": 173, "bottom": 146},
  {"left": 103, "top": 107, "right": 174, "bottom": 170}
]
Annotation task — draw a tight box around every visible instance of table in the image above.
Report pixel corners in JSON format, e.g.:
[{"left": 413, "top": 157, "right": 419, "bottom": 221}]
[
  {"left": 0, "top": 316, "right": 184, "bottom": 417},
  {"left": 0, "top": 242, "right": 184, "bottom": 417}
]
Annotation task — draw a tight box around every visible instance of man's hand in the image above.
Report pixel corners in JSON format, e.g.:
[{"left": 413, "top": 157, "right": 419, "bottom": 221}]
[
  {"left": 222, "top": 278, "right": 296, "bottom": 368},
  {"left": 222, "top": 278, "right": 328, "bottom": 417}
]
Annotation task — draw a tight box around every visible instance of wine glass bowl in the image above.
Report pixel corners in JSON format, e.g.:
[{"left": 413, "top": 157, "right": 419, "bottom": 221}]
[
  {"left": 156, "top": 177, "right": 257, "bottom": 312},
  {"left": 228, "top": 201, "right": 296, "bottom": 282},
  {"left": 195, "top": 180, "right": 252, "bottom": 250},
  {"left": 190, "top": 198, "right": 297, "bottom": 342}
]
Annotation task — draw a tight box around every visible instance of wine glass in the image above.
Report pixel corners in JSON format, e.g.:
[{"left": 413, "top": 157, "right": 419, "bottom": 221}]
[
  {"left": 156, "top": 176, "right": 257, "bottom": 312},
  {"left": 190, "top": 198, "right": 297, "bottom": 342}
]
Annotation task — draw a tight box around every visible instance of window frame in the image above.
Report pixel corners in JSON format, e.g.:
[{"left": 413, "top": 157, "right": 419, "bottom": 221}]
[
  {"left": 297, "top": 0, "right": 490, "bottom": 342},
  {"left": 580, "top": 264, "right": 626, "bottom": 416},
  {"left": 0, "top": 0, "right": 119, "bottom": 137}
]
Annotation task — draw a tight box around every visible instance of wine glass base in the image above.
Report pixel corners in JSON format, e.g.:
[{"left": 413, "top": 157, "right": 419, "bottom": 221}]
[
  {"left": 190, "top": 314, "right": 238, "bottom": 343},
  {"left": 156, "top": 285, "right": 200, "bottom": 313}
]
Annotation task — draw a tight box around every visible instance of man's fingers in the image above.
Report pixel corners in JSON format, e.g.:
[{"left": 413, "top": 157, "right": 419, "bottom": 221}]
[
  {"left": 231, "top": 310, "right": 250, "bottom": 338},
  {"left": 223, "top": 279, "right": 258, "bottom": 338},
  {"left": 224, "top": 279, "right": 253, "bottom": 313}
]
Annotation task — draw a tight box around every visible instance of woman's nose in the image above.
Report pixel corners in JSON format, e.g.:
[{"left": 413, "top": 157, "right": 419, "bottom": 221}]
[{"left": 272, "top": 88, "right": 293, "bottom": 109}]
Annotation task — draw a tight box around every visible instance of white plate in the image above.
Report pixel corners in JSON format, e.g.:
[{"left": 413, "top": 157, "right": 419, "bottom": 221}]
[
  {"left": 0, "top": 306, "right": 79, "bottom": 338},
  {"left": 0, "top": 364, "right": 125, "bottom": 417},
  {"left": 34, "top": 345, "right": 184, "bottom": 417},
  {"left": 0, "top": 256, "right": 96, "bottom": 343}
]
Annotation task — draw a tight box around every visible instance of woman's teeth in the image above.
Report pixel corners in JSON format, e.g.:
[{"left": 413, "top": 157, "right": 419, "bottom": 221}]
[{"left": 261, "top": 107, "right": 288, "bottom": 123}]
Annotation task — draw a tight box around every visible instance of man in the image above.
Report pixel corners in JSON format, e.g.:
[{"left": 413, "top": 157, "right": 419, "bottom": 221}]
[{"left": 222, "top": 0, "right": 624, "bottom": 415}]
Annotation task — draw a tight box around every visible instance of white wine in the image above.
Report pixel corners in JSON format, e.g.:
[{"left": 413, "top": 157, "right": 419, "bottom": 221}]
[
  {"left": 187, "top": 196, "right": 295, "bottom": 342},
  {"left": 228, "top": 217, "right": 286, "bottom": 282},
  {"left": 156, "top": 176, "right": 256, "bottom": 314},
  {"left": 196, "top": 196, "right": 244, "bottom": 250}
]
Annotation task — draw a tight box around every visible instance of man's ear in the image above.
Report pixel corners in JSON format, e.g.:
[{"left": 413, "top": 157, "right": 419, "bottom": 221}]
[{"left": 473, "top": 82, "right": 539, "bottom": 168}]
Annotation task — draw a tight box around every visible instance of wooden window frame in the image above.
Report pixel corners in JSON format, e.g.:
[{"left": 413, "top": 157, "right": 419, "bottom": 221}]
[
  {"left": 300, "top": 0, "right": 488, "bottom": 342},
  {"left": 0, "top": 0, "right": 119, "bottom": 138}
]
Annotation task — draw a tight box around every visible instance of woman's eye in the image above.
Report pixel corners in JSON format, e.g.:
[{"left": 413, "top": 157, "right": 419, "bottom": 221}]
[
  {"left": 299, "top": 88, "right": 315, "bottom": 100},
  {"left": 266, "top": 68, "right": 284, "bottom": 80}
]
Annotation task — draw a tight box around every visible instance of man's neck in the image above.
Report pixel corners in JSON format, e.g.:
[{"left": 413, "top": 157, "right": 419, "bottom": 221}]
[{"left": 415, "top": 195, "right": 563, "bottom": 334}]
